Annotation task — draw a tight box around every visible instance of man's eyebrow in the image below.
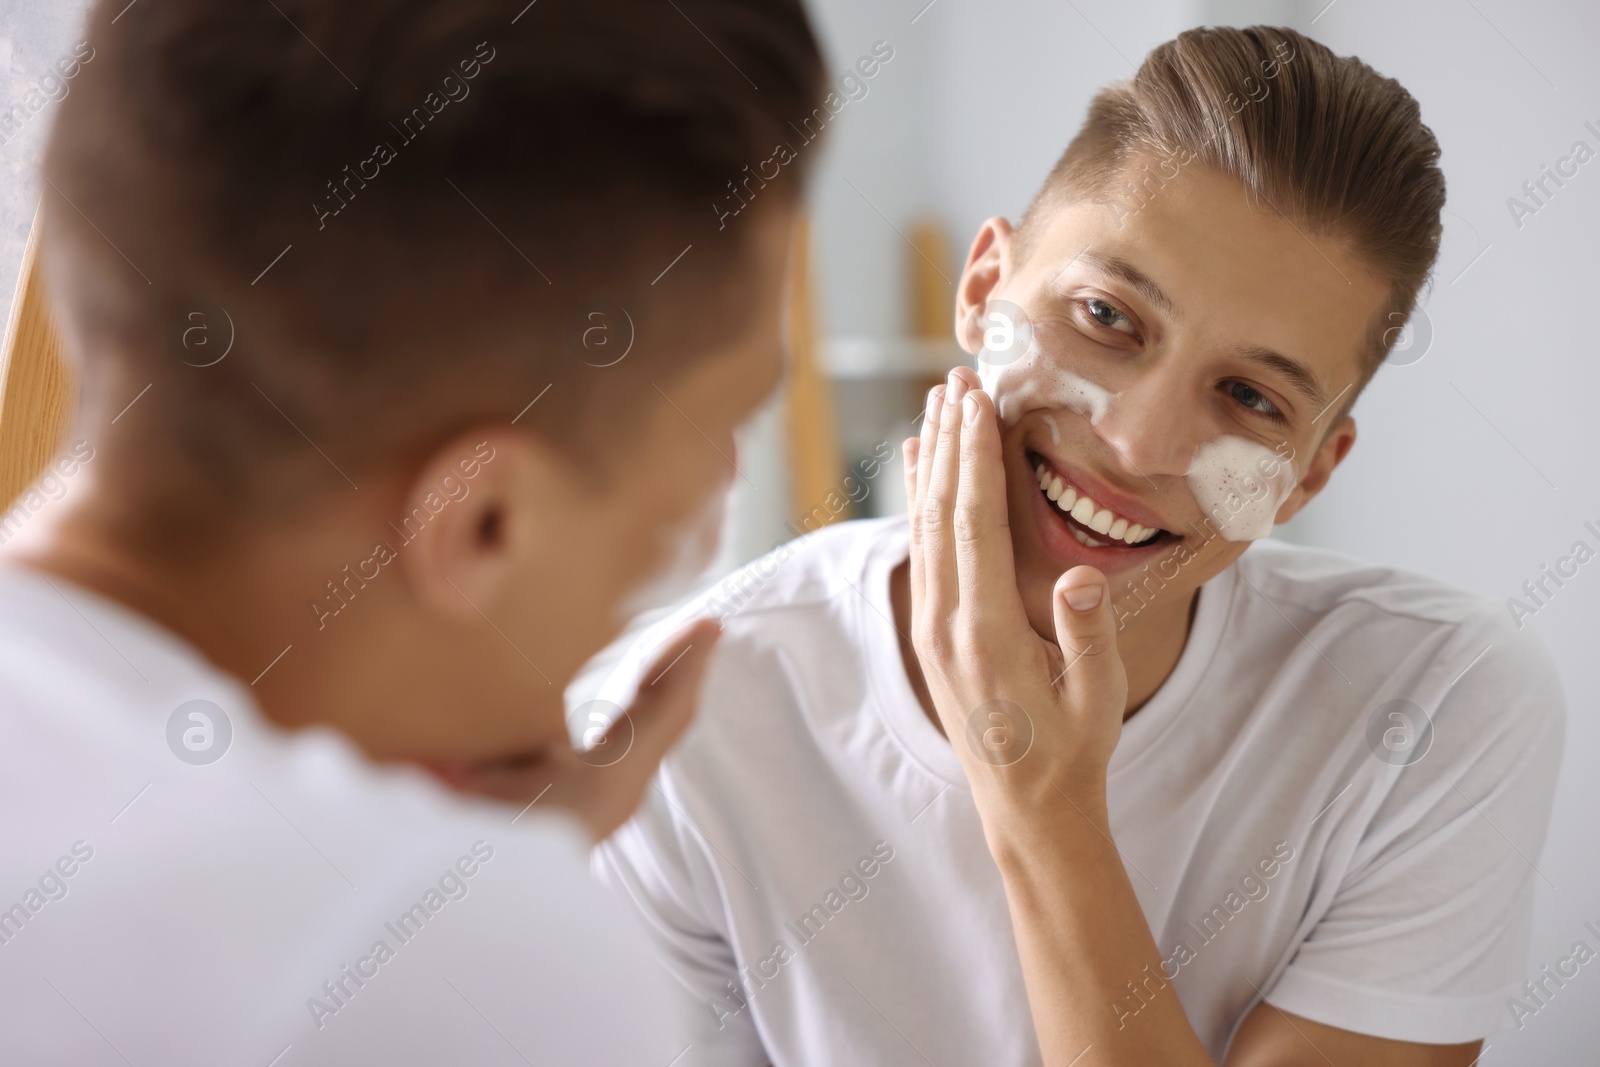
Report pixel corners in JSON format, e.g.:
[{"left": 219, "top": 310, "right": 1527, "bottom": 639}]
[
  {"left": 1053, "top": 250, "right": 1330, "bottom": 415},
  {"left": 1059, "top": 250, "right": 1178, "bottom": 319},
  {"left": 1237, "top": 345, "right": 1330, "bottom": 414}
]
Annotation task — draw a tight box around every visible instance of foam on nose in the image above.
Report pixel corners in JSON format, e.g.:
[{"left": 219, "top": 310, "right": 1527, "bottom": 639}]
[{"left": 1184, "top": 435, "right": 1297, "bottom": 541}]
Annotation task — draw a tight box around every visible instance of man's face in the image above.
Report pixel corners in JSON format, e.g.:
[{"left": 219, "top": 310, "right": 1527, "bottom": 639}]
[{"left": 956, "top": 162, "right": 1389, "bottom": 638}]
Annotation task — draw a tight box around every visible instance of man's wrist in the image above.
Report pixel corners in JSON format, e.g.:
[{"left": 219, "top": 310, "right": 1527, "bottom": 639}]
[{"left": 970, "top": 771, "right": 1111, "bottom": 869}]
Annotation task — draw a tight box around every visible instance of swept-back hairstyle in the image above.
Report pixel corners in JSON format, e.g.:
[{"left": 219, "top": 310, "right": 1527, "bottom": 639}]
[{"left": 1019, "top": 25, "right": 1445, "bottom": 376}]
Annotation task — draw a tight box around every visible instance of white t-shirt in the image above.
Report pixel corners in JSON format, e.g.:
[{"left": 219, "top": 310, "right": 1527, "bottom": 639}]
[
  {"left": 0, "top": 565, "right": 686, "bottom": 1066},
  {"left": 592, "top": 516, "right": 1564, "bottom": 1065}
]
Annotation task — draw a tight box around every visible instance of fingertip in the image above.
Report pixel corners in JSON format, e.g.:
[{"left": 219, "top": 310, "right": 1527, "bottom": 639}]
[
  {"left": 1059, "top": 565, "right": 1108, "bottom": 614},
  {"left": 647, "top": 619, "right": 722, "bottom": 689},
  {"left": 691, "top": 617, "right": 724, "bottom": 646},
  {"left": 960, "top": 387, "right": 997, "bottom": 429},
  {"left": 949, "top": 364, "right": 982, "bottom": 390}
]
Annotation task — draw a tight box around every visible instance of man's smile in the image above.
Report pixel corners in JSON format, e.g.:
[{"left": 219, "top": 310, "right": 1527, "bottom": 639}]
[{"left": 1024, "top": 448, "right": 1178, "bottom": 567}]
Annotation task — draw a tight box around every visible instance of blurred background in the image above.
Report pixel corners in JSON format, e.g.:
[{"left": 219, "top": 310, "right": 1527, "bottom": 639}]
[{"left": 3, "top": 0, "right": 1596, "bottom": 1061}]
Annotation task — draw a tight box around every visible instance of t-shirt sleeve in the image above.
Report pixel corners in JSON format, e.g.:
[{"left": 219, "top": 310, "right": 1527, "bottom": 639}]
[
  {"left": 593, "top": 777, "right": 770, "bottom": 1067},
  {"left": 1264, "top": 610, "right": 1565, "bottom": 1044}
]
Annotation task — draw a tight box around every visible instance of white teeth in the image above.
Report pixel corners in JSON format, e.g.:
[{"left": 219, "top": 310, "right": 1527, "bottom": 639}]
[
  {"left": 1035, "top": 461, "right": 1160, "bottom": 547},
  {"left": 1069, "top": 525, "right": 1107, "bottom": 548}
]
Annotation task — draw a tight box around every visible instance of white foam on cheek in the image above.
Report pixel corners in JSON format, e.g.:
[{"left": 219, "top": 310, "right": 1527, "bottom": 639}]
[
  {"left": 978, "top": 350, "right": 1116, "bottom": 427},
  {"left": 618, "top": 490, "right": 726, "bottom": 619},
  {"left": 1185, "top": 436, "right": 1298, "bottom": 542}
]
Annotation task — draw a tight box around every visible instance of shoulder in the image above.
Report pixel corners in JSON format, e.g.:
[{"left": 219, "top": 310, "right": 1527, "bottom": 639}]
[
  {"left": 1238, "top": 538, "right": 1502, "bottom": 627},
  {"left": 1237, "top": 539, "right": 1547, "bottom": 657},
  {"left": 589, "top": 516, "right": 904, "bottom": 700},
  {"left": 1236, "top": 539, "right": 1565, "bottom": 753},
  {"left": 702, "top": 515, "right": 906, "bottom": 622}
]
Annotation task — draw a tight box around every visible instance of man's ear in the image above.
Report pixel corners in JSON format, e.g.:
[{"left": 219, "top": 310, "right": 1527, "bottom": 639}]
[
  {"left": 397, "top": 429, "right": 573, "bottom": 621},
  {"left": 954, "top": 216, "right": 1015, "bottom": 354},
  {"left": 1277, "top": 416, "right": 1357, "bottom": 524}
]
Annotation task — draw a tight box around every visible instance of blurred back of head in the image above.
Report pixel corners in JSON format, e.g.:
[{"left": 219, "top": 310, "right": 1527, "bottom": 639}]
[{"left": 44, "top": 0, "right": 824, "bottom": 539}]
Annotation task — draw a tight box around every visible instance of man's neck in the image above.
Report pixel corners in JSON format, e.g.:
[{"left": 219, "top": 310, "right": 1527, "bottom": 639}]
[
  {"left": 887, "top": 559, "right": 1196, "bottom": 734},
  {"left": 6, "top": 492, "right": 366, "bottom": 737},
  {"left": 10, "top": 518, "right": 260, "bottom": 682}
]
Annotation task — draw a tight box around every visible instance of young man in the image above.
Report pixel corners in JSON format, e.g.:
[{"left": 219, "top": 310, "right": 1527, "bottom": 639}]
[
  {"left": 594, "top": 26, "right": 1564, "bottom": 1067},
  {"left": 0, "top": 0, "right": 820, "bottom": 1062}
]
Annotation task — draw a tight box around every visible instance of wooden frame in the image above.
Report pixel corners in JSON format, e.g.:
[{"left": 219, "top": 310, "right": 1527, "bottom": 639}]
[{"left": 0, "top": 207, "right": 74, "bottom": 510}]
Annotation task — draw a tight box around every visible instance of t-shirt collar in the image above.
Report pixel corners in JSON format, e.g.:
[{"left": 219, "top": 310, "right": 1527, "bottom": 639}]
[{"left": 855, "top": 518, "right": 1241, "bottom": 788}]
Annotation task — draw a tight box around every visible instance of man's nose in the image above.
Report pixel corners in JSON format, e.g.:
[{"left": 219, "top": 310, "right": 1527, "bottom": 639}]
[{"left": 1092, "top": 370, "right": 1203, "bottom": 480}]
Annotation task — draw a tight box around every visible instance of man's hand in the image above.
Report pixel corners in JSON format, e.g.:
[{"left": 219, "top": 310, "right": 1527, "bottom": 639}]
[
  {"left": 425, "top": 619, "right": 720, "bottom": 842},
  {"left": 904, "top": 366, "right": 1127, "bottom": 814}
]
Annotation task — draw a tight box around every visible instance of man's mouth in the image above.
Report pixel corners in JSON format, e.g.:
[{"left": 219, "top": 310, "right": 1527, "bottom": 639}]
[{"left": 1029, "top": 451, "right": 1171, "bottom": 550}]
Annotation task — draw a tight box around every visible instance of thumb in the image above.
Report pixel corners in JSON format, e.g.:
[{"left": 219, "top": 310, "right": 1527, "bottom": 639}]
[
  {"left": 565, "top": 619, "right": 722, "bottom": 844},
  {"left": 1050, "top": 566, "right": 1127, "bottom": 711},
  {"left": 622, "top": 618, "right": 722, "bottom": 766}
]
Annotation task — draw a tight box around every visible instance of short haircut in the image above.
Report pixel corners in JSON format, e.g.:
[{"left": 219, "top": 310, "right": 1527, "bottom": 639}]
[
  {"left": 44, "top": 0, "right": 822, "bottom": 518},
  {"left": 1018, "top": 26, "right": 1445, "bottom": 383}
]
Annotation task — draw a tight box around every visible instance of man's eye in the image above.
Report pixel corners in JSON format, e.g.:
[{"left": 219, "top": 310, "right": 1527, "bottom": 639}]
[
  {"left": 1226, "top": 381, "right": 1283, "bottom": 420},
  {"left": 1083, "top": 297, "right": 1136, "bottom": 335}
]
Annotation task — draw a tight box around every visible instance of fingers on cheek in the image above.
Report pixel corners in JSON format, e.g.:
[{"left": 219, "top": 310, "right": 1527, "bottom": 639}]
[
  {"left": 921, "top": 389, "right": 944, "bottom": 445},
  {"left": 975, "top": 392, "right": 998, "bottom": 444},
  {"left": 902, "top": 440, "right": 920, "bottom": 508},
  {"left": 915, "top": 618, "right": 984, "bottom": 675},
  {"left": 913, "top": 618, "right": 951, "bottom": 663}
]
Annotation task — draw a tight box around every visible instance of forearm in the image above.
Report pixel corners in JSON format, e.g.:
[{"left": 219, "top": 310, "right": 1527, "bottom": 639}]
[{"left": 980, "top": 785, "right": 1215, "bottom": 1067}]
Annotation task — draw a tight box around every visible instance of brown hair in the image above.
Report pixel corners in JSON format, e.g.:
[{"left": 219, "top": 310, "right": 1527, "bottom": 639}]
[
  {"left": 1018, "top": 25, "right": 1445, "bottom": 379},
  {"left": 44, "top": 0, "right": 823, "bottom": 514}
]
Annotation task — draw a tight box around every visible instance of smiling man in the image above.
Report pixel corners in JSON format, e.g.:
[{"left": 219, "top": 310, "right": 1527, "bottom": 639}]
[{"left": 592, "top": 26, "right": 1564, "bottom": 1067}]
